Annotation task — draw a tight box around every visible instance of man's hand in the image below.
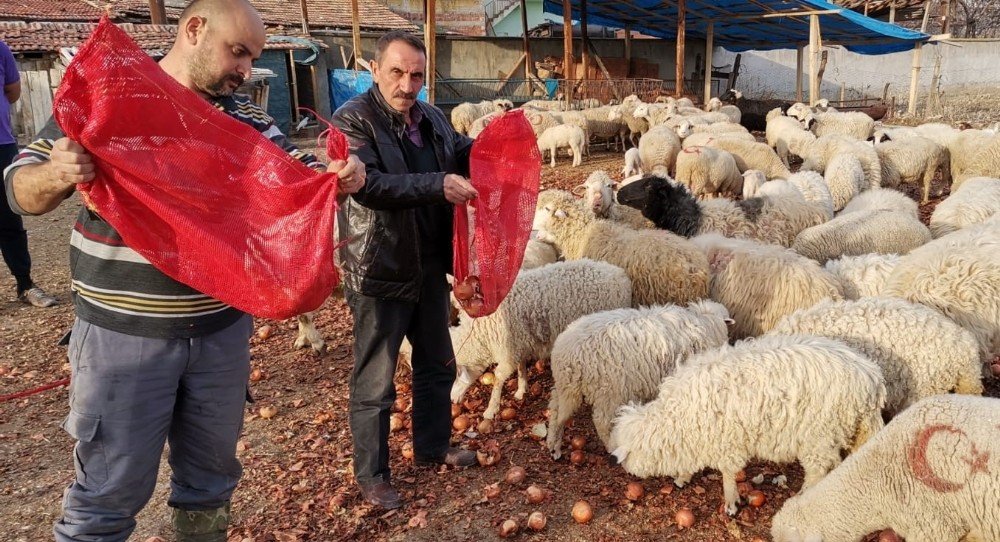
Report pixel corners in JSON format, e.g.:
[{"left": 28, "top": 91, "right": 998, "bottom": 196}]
[
  {"left": 330, "top": 154, "right": 366, "bottom": 196},
  {"left": 49, "top": 138, "right": 95, "bottom": 186},
  {"left": 444, "top": 174, "right": 477, "bottom": 205}
]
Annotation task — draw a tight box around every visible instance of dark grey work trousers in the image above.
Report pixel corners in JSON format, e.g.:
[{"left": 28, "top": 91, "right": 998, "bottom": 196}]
[
  {"left": 0, "top": 143, "right": 32, "bottom": 292},
  {"left": 345, "top": 256, "right": 456, "bottom": 487},
  {"left": 54, "top": 315, "right": 253, "bottom": 542}
]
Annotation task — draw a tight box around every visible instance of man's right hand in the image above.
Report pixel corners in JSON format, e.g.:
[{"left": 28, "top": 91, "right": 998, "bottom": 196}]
[
  {"left": 48, "top": 138, "right": 95, "bottom": 186},
  {"left": 444, "top": 174, "right": 477, "bottom": 205}
]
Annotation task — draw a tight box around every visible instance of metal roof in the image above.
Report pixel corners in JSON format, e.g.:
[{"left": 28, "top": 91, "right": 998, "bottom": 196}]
[{"left": 542, "top": 0, "right": 930, "bottom": 54}]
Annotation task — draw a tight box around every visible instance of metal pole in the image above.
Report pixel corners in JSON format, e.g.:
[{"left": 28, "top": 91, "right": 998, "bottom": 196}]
[
  {"left": 425, "top": 0, "right": 436, "bottom": 104},
  {"left": 675, "top": 0, "right": 686, "bottom": 97},
  {"left": 703, "top": 21, "right": 713, "bottom": 105}
]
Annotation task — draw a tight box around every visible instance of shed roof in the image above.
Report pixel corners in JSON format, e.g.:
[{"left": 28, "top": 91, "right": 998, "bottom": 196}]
[
  {"left": 541, "top": 0, "right": 930, "bottom": 54},
  {"left": 0, "top": 21, "right": 324, "bottom": 54}
]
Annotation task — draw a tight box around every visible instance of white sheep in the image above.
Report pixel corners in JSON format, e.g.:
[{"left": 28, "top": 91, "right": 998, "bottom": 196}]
[
  {"left": 674, "top": 146, "right": 743, "bottom": 198},
  {"left": 839, "top": 187, "right": 918, "bottom": 220},
  {"left": 609, "top": 103, "right": 649, "bottom": 147},
  {"left": 548, "top": 110, "right": 591, "bottom": 156},
  {"left": 609, "top": 334, "right": 886, "bottom": 516},
  {"left": 681, "top": 132, "right": 758, "bottom": 149},
  {"left": 578, "top": 170, "right": 654, "bottom": 229},
  {"left": 675, "top": 119, "right": 750, "bottom": 138},
  {"left": 521, "top": 108, "right": 561, "bottom": 138},
  {"left": 807, "top": 111, "right": 876, "bottom": 141},
  {"left": 577, "top": 106, "right": 628, "bottom": 150},
  {"left": 703, "top": 138, "right": 793, "bottom": 180},
  {"left": 546, "top": 300, "right": 731, "bottom": 459},
  {"left": 769, "top": 297, "right": 983, "bottom": 415},
  {"left": 772, "top": 395, "right": 1000, "bottom": 542},
  {"left": 451, "top": 99, "right": 508, "bottom": 134},
  {"left": 884, "top": 220, "right": 1000, "bottom": 367},
  {"left": 874, "top": 136, "right": 951, "bottom": 203},
  {"left": 792, "top": 209, "right": 931, "bottom": 264},
  {"left": 823, "top": 153, "right": 865, "bottom": 211},
  {"left": 955, "top": 134, "right": 1000, "bottom": 186},
  {"left": 691, "top": 233, "right": 843, "bottom": 338},
  {"left": 823, "top": 253, "right": 901, "bottom": 300},
  {"left": 929, "top": 176, "right": 1000, "bottom": 238},
  {"left": 537, "top": 124, "right": 585, "bottom": 167},
  {"left": 766, "top": 114, "right": 816, "bottom": 167},
  {"left": 521, "top": 99, "right": 566, "bottom": 112},
  {"left": 741, "top": 169, "right": 767, "bottom": 199},
  {"left": 622, "top": 147, "right": 643, "bottom": 177},
  {"left": 467, "top": 110, "right": 502, "bottom": 138},
  {"left": 637, "top": 124, "right": 682, "bottom": 176},
  {"left": 450, "top": 259, "right": 632, "bottom": 419},
  {"left": 534, "top": 190, "right": 710, "bottom": 307},
  {"left": 787, "top": 170, "right": 835, "bottom": 221},
  {"left": 799, "top": 134, "right": 882, "bottom": 189},
  {"left": 705, "top": 97, "right": 742, "bottom": 124},
  {"left": 520, "top": 239, "right": 559, "bottom": 270}
]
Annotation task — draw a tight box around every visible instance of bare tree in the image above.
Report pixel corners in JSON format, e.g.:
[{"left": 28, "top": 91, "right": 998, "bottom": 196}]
[{"left": 952, "top": 0, "right": 1000, "bottom": 37}]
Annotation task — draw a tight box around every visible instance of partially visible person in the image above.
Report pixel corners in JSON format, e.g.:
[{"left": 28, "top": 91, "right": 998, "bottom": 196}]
[
  {"left": 0, "top": 37, "right": 57, "bottom": 307},
  {"left": 3, "top": 2, "right": 364, "bottom": 540}
]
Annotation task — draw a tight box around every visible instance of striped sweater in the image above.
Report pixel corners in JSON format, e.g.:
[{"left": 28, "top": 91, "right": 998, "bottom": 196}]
[{"left": 3, "top": 94, "right": 324, "bottom": 338}]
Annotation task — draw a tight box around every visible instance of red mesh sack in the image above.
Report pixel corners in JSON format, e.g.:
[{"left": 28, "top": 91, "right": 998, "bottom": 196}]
[
  {"left": 452, "top": 110, "right": 541, "bottom": 318},
  {"left": 53, "top": 18, "right": 347, "bottom": 320}
]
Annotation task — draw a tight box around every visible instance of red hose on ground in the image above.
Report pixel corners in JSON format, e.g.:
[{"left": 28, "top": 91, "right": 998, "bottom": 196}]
[{"left": 0, "top": 377, "right": 70, "bottom": 403}]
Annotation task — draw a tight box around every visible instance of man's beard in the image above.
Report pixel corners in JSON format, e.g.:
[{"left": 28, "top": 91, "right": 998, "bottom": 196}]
[{"left": 189, "top": 50, "right": 244, "bottom": 97}]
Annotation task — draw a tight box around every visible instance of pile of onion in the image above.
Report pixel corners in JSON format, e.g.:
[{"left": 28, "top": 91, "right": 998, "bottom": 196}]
[{"left": 454, "top": 275, "right": 485, "bottom": 317}]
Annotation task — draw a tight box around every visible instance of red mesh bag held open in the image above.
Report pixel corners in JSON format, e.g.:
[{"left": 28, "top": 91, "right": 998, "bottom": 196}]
[
  {"left": 53, "top": 18, "right": 347, "bottom": 320},
  {"left": 452, "top": 110, "right": 541, "bottom": 318}
]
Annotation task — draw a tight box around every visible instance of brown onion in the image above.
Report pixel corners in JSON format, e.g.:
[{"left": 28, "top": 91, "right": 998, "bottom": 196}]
[
  {"left": 500, "top": 407, "right": 517, "bottom": 421},
  {"left": 389, "top": 413, "right": 405, "bottom": 432},
  {"left": 505, "top": 466, "right": 527, "bottom": 485},
  {"left": 569, "top": 450, "right": 585, "bottom": 465},
  {"left": 498, "top": 519, "right": 518, "bottom": 538},
  {"left": 625, "top": 481, "right": 645, "bottom": 501},
  {"left": 465, "top": 297, "right": 485, "bottom": 317},
  {"left": 525, "top": 484, "right": 546, "bottom": 504},
  {"left": 527, "top": 511, "right": 547, "bottom": 531},
  {"left": 453, "top": 415, "right": 470, "bottom": 432},
  {"left": 747, "top": 490, "right": 766, "bottom": 507},
  {"left": 570, "top": 435, "right": 586, "bottom": 450},
  {"left": 675, "top": 508, "right": 695, "bottom": 529},
  {"left": 451, "top": 404, "right": 463, "bottom": 418},
  {"left": 571, "top": 500, "right": 593, "bottom": 524},
  {"left": 401, "top": 443, "right": 414, "bottom": 459},
  {"left": 453, "top": 281, "right": 475, "bottom": 301}
]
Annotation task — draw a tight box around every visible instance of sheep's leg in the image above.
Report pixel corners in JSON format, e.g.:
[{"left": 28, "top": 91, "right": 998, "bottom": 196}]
[
  {"left": 777, "top": 140, "right": 791, "bottom": 168},
  {"left": 483, "top": 360, "right": 515, "bottom": 420},
  {"left": 294, "top": 312, "right": 325, "bottom": 353},
  {"left": 545, "top": 389, "right": 581, "bottom": 460},
  {"left": 514, "top": 360, "right": 529, "bottom": 400},
  {"left": 549, "top": 145, "right": 557, "bottom": 168},
  {"left": 721, "top": 469, "right": 741, "bottom": 516},
  {"left": 673, "top": 473, "right": 692, "bottom": 488},
  {"left": 922, "top": 165, "right": 934, "bottom": 204},
  {"left": 590, "top": 400, "right": 616, "bottom": 451},
  {"left": 800, "top": 450, "right": 840, "bottom": 490}
]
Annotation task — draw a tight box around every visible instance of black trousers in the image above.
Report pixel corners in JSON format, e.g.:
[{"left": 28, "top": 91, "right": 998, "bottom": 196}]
[
  {"left": 0, "top": 143, "right": 32, "bottom": 291},
  {"left": 344, "top": 256, "right": 456, "bottom": 487}
]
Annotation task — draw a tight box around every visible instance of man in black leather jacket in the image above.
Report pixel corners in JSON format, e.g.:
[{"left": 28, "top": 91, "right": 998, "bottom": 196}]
[{"left": 330, "top": 31, "right": 479, "bottom": 510}]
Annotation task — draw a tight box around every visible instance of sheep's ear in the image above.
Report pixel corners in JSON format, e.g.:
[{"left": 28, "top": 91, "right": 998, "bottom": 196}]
[
  {"left": 554, "top": 209, "right": 568, "bottom": 219},
  {"left": 611, "top": 446, "right": 629, "bottom": 464},
  {"left": 571, "top": 184, "right": 587, "bottom": 196}
]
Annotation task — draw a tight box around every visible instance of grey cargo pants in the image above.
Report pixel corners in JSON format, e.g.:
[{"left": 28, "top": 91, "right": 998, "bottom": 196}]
[{"left": 53, "top": 316, "right": 253, "bottom": 542}]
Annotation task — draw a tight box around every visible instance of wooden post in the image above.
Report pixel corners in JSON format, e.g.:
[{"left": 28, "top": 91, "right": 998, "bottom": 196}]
[
  {"left": 907, "top": 0, "right": 932, "bottom": 115},
  {"left": 425, "top": 0, "right": 436, "bottom": 104},
  {"left": 581, "top": 0, "right": 589, "bottom": 84},
  {"left": 839, "top": 81, "right": 846, "bottom": 103},
  {"left": 809, "top": 14, "right": 820, "bottom": 105},
  {"left": 563, "top": 0, "right": 573, "bottom": 106},
  {"left": 889, "top": 4, "right": 896, "bottom": 23},
  {"left": 350, "top": 0, "right": 362, "bottom": 70},
  {"left": 676, "top": 0, "right": 686, "bottom": 97},
  {"left": 624, "top": 25, "right": 632, "bottom": 78},
  {"left": 703, "top": 21, "right": 714, "bottom": 105},
  {"left": 795, "top": 44, "right": 804, "bottom": 102},
  {"left": 299, "top": 0, "right": 310, "bottom": 35},
  {"left": 148, "top": 0, "right": 167, "bottom": 24},
  {"left": 288, "top": 51, "right": 300, "bottom": 124},
  {"left": 520, "top": 0, "right": 533, "bottom": 78}
]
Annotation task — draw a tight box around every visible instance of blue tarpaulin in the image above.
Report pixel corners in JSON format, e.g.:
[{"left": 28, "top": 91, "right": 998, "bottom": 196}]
[
  {"left": 542, "top": 0, "right": 929, "bottom": 55},
  {"left": 329, "top": 69, "right": 429, "bottom": 110}
]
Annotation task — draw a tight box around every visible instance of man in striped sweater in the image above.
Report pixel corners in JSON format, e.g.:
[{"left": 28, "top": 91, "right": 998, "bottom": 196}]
[{"left": 2, "top": 1, "right": 364, "bottom": 541}]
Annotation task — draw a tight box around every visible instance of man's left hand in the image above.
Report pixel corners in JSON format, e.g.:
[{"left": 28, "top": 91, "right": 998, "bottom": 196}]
[{"left": 330, "top": 155, "right": 366, "bottom": 195}]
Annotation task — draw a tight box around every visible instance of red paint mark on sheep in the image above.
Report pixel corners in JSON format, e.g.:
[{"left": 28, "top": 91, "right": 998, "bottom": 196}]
[{"left": 906, "top": 424, "right": 990, "bottom": 493}]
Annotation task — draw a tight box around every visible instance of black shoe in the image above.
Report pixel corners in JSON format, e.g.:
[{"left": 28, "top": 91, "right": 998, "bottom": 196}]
[
  {"left": 358, "top": 481, "right": 403, "bottom": 509},
  {"left": 414, "top": 447, "right": 477, "bottom": 468}
]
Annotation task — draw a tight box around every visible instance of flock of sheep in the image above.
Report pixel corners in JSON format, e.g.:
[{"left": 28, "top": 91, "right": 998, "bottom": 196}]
[{"left": 438, "top": 93, "right": 1000, "bottom": 541}]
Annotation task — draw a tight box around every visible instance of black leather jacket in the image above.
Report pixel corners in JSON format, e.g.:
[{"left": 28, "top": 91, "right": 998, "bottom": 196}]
[{"left": 330, "top": 87, "right": 473, "bottom": 301}]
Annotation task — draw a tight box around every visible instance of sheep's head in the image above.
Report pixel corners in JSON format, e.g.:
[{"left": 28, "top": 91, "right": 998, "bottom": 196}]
[
  {"left": 786, "top": 102, "right": 810, "bottom": 121},
  {"left": 622, "top": 94, "right": 640, "bottom": 105},
  {"left": 674, "top": 120, "right": 694, "bottom": 139},
  {"left": 687, "top": 298, "right": 732, "bottom": 324},
  {"left": 532, "top": 190, "right": 580, "bottom": 244},
  {"left": 633, "top": 103, "right": 651, "bottom": 119},
  {"left": 804, "top": 114, "right": 818, "bottom": 131},
  {"left": 579, "top": 170, "right": 617, "bottom": 217},
  {"left": 741, "top": 169, "right": 767, "bottom": 199},
  {"left": 706, "top": 97, "right": 722, "bottom": 112},
  {"left": 617, "top": 175, "right": 701, "bottom": 237},
  {"left": 770, "top": 499, "right": 825, "bottom": 542}
]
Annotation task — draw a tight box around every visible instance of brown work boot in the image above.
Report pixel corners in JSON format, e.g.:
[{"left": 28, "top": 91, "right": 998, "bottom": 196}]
[
  {"left": 414, "top": 447, "right": 477, "bottom": 468},
  {"left": 18, "top": 287, "right": 58, "bottom": 308},
  {"left": 359, "top": 481, "right": 403, "bottom": 509}
]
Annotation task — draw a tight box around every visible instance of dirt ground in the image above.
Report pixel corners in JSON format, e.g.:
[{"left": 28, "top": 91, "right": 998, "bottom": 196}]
[{"left": 1, "top": 143, "right": 996, "bottom": 542}]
